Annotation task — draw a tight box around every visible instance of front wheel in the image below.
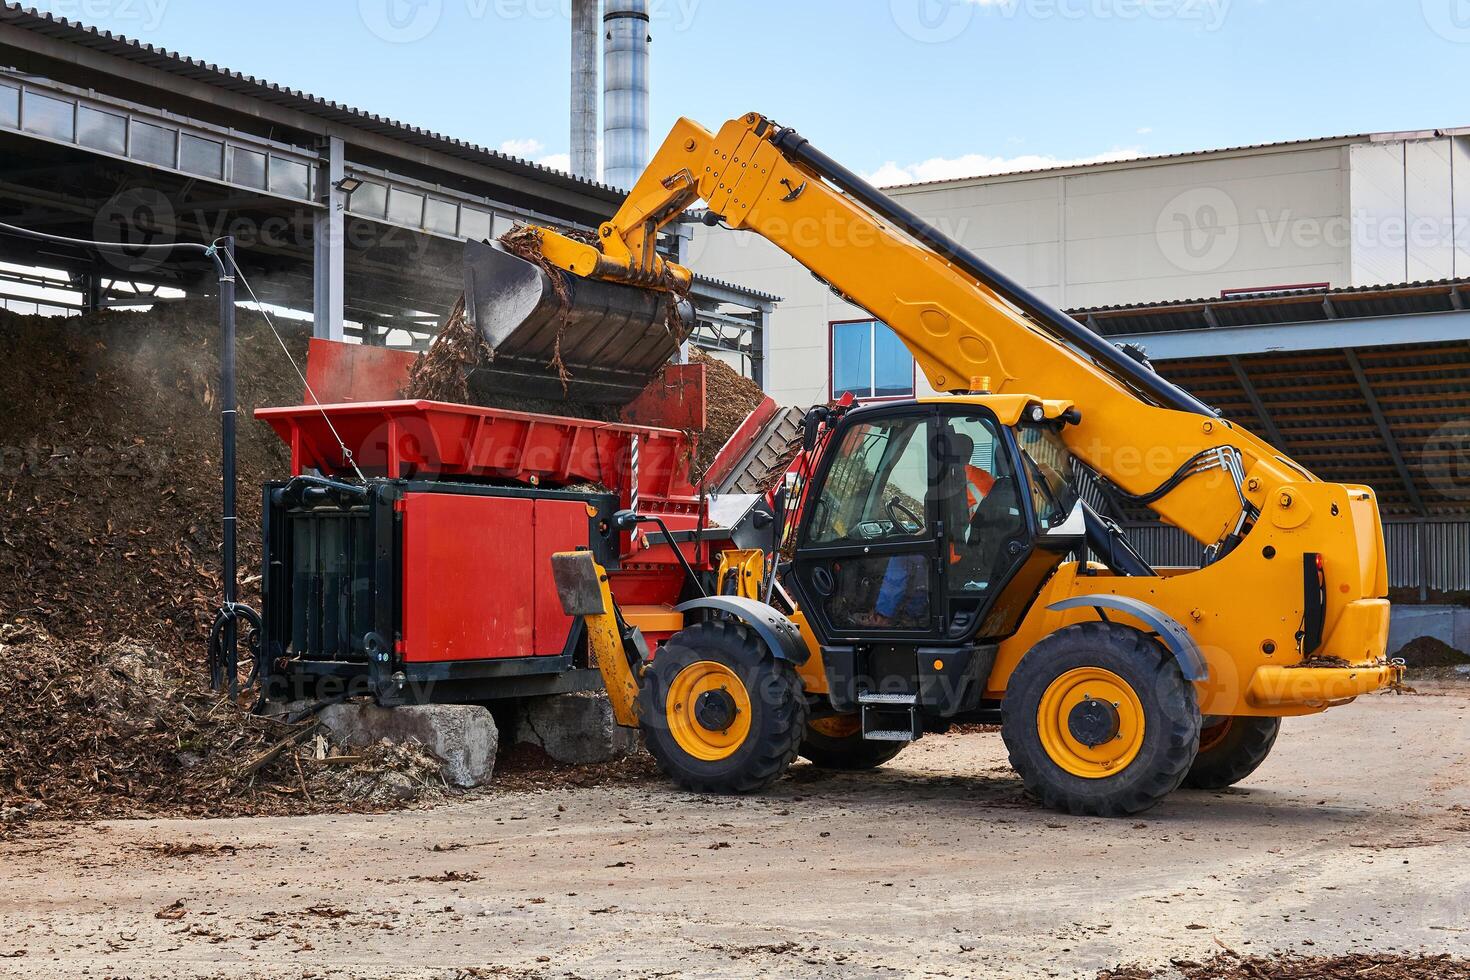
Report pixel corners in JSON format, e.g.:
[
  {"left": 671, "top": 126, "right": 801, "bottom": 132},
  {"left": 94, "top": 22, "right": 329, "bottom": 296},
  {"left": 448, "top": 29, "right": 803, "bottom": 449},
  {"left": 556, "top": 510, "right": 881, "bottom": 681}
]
[
  {"left": 640, "top": 619, "right": 806, "bottom": 794},
  {"left": 1001, "top": 622, "right": 1200, "bottom": 817},
  {"left": 1182, "top": 716, "right": 1280, "bottom": 789},
  {"left": 799, "top": 715, "right": 906, "bottom": 771}
]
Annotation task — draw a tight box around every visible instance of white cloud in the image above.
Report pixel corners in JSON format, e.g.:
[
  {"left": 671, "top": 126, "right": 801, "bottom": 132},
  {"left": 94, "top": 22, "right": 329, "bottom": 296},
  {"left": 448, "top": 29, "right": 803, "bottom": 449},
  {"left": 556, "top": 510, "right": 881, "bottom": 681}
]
[
  {"left": 499, "top": 137, "right": 546, "bottom": 158},
  {"left": 1137, "top": 126, "right": 1153, "bottom": 135},
  {"left": 863, "top": 147, "right": 1144, "bottom": 187},
  {"left": 498, "top": 139, "right": 577, "bottom": 174}
]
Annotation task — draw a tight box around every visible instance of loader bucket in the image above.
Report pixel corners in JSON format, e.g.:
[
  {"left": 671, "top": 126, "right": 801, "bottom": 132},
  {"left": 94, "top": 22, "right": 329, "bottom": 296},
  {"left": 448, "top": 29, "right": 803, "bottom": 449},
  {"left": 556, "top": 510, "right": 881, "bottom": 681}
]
[{"left": 463, "top": 239, "right": 694, "bottom": 404}]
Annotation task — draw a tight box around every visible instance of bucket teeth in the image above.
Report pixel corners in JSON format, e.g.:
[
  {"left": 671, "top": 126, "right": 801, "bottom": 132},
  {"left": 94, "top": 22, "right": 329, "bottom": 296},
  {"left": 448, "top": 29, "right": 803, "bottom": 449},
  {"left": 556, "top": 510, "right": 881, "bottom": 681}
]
[{"left": 463, "top": 239, "right": 692, "bottom": 404}]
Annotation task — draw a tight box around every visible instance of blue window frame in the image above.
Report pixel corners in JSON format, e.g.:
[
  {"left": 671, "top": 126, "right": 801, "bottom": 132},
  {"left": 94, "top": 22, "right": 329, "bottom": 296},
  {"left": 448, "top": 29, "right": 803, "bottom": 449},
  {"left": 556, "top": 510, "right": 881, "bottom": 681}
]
[{"left": 831, "top": 319, "right": 914, "bottom": 400}]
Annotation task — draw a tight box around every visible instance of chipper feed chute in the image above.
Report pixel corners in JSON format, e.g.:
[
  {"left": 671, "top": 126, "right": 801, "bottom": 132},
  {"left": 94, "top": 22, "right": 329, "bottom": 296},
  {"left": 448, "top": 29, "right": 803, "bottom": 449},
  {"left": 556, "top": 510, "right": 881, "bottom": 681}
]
[{"left": 463, "top": 239, "right": 694, "bottom": 404}]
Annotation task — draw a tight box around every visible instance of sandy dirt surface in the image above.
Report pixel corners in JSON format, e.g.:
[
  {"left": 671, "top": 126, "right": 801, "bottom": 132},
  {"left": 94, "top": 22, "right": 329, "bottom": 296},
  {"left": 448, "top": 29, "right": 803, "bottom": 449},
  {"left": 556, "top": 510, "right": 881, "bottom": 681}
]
[{"left": 3, "top": 685, "right": 1467, "bottom": 980}]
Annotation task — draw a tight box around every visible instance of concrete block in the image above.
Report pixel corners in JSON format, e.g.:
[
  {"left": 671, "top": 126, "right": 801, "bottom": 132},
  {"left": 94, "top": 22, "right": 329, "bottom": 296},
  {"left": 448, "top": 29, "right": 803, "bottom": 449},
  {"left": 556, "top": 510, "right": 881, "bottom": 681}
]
[
  {"left": 319, "top": 702, "right": 498, "bottom": 788},
  {"left": 516, "top": 691, "right": 639, "bottom": 765},
  {"left": 1388, "top": 605, "right": 1470, "bottom": 656}
]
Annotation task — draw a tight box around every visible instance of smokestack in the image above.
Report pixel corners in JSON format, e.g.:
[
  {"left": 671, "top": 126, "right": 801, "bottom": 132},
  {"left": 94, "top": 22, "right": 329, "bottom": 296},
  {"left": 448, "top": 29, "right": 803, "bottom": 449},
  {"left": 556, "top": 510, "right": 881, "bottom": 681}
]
[
  {"left": 570, "top": 0, "right": 598, "bottom": 180},
  {"left": 603, "top": 0, "right": 650, "bottom": 190}
]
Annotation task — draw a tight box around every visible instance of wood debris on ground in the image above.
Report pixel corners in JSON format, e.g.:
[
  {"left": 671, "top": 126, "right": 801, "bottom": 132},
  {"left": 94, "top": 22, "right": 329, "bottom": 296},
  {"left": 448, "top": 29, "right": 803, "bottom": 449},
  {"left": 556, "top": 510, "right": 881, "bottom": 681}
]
[{"left": 1099, "top": 952, "right": 1470, "bottom": 979}]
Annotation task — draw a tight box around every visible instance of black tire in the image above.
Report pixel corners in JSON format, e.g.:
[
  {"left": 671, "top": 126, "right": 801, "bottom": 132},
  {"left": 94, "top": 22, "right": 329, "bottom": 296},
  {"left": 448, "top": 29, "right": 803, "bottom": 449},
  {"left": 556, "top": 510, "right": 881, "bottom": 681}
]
[
  {"left": 799, "top": 716, "right": 906, "bottom": 771},
  {"left": 1182, "top": 716, "right": 1280, "bottom": 789},
  {"left": 1001, "top": 622, "right": 1200, "bottom": 817},
  {"left": 640, "top": 619, "right": 807, "bottom": 794}
]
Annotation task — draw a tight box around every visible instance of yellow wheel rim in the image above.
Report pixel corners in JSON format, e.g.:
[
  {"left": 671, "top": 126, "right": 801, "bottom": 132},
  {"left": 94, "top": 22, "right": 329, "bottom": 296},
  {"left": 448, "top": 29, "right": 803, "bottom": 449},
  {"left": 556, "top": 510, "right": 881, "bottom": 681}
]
[
  {"left": 1036, "top": 667, "right": 1145, "bottom": 779},
  {"left": 665, "top": 661, "right": 752, "bottom": 762},
  {"left": 809, "top": 714, "right": 861, "bottom": 739}
]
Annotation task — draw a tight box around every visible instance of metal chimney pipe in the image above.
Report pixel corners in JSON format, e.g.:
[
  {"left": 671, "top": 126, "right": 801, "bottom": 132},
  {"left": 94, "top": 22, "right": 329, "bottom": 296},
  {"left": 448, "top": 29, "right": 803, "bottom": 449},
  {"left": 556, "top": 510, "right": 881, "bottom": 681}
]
[
  {"left": 603, "top": 0, "right": 650, "bottom": 190},
  {"left": 570, "top": 0, "right": 598, "bottom": 180}
]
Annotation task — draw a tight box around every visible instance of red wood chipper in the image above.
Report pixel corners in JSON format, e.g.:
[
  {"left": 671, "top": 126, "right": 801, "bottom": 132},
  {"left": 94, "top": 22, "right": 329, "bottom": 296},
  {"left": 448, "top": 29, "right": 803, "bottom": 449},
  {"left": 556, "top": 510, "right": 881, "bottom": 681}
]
[{"left": 254, "top": 339, "right": 782, "bottom": 706}]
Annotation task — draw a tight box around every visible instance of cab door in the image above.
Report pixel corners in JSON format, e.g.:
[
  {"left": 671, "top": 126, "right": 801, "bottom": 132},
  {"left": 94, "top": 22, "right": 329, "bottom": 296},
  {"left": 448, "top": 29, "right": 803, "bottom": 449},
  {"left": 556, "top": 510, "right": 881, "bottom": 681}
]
[{"left": 788, "top": 408, "right": 942, "bottom": 643}]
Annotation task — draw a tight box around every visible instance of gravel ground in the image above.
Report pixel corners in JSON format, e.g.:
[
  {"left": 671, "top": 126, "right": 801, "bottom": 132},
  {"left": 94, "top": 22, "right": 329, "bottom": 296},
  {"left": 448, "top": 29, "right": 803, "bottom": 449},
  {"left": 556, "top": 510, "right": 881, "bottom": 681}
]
[{"left": 2, "top": 683, "right": 1467, "bottom": 979}]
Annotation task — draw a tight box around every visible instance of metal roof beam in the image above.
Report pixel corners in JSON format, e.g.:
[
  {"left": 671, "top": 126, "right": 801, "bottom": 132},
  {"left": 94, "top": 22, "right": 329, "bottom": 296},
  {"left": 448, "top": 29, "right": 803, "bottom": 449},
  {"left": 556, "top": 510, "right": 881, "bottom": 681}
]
[
  {"left": 1115, "top": 310, "right": 1470, "bottom": 360},
  {"left": 1344, "top": 348, "right": 1427, "bottom": 516},
  {"left": 1226, "top": 355, "right": 1289, "bottom": 449}
]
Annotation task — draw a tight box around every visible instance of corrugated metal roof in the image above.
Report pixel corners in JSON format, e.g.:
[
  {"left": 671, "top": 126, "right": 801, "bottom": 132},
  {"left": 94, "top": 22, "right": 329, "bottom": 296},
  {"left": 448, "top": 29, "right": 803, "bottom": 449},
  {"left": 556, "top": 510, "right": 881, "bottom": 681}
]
[
  {"left": 692, "top": 273, "right": 781, "bottom": 305},
  {"left": 1157, "top": 341, "right": 1470, "bottom": 517},
  {"left": 1073, "top": 279, "right": 1470, "bottom": 336},
  {"left": 880, "top": 128, "right": 1469, "bottom": 191},
  {"left": 0, "top": 3, "right": 625, "bottom": 203}
]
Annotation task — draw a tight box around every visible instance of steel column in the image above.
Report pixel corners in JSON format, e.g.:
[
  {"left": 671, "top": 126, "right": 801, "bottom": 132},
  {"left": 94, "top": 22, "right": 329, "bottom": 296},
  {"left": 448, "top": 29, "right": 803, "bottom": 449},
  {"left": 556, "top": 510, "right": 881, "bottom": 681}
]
[
  {"left": 570, "top": 0, "right": 599, "bottom": 180},
  {"left": 314, "top": 135, "right": 345, "bottom": 341}
]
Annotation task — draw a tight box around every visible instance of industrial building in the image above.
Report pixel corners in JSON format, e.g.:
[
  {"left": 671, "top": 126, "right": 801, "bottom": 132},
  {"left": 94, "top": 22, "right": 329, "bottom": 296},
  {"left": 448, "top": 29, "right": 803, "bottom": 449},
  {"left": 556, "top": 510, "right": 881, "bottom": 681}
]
[
  {"left": 692, "top": 130, "right": 1470, "bottom": 608},
  {"left": 0, "top": 2, "right": 773, "bottom": 373}
]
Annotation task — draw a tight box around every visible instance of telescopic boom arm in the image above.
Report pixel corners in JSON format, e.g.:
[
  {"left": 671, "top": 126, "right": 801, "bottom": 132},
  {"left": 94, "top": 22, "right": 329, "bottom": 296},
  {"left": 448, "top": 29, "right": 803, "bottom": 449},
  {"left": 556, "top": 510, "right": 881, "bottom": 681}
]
[{"left": 528, "top": 112, "right": 1329, "bottom": 552}]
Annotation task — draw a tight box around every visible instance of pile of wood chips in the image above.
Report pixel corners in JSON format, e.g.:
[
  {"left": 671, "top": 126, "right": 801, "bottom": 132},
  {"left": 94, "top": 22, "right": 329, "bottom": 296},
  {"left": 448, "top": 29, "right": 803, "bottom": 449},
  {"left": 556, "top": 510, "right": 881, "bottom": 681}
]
[{"left": 0, "top": 302, "right": 458, "bottom": 822}]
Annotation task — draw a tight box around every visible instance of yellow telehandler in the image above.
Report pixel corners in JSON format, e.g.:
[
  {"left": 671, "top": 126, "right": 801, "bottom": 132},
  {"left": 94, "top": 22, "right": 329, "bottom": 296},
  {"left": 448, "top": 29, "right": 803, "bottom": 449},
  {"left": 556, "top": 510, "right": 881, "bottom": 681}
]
[{"left": 473, "top": 113, "right": 1399, "bottom": 816}]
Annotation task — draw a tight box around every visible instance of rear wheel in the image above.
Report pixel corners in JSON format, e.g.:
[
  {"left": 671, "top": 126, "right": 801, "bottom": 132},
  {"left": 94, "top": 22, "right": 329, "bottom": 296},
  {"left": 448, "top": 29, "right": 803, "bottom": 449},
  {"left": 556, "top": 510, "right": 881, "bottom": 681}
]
[
  {"left": 1182, "top": 716, "right": 1280, "bottom": 789},
  {"left": 1001, "top": 622, "right": 1200, "bottom": 817},
  {"left": 640, "top": 620, "right": 806, "bottom": 794},
  {"left": 799, "top": 715, "right": 906, "bottom": 771}
]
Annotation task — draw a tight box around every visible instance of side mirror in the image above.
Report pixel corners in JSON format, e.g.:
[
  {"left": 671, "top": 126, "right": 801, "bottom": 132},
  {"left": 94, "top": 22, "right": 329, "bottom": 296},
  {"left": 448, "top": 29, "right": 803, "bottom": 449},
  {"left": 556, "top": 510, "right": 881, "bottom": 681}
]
[{"left": 801, "top": 405, "right": 829, "bottom": 452}]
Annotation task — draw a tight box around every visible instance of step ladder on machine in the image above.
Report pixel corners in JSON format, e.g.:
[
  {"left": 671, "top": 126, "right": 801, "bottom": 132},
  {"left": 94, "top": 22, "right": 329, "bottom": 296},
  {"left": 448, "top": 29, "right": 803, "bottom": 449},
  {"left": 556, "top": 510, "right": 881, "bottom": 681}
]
[{"left": 858, "top": 691, "right": 923, "bottom": 742}]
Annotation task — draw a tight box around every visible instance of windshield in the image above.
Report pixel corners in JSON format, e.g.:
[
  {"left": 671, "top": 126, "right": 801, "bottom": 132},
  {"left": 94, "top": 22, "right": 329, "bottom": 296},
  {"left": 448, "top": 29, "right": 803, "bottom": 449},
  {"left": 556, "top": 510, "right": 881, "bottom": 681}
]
[{"left": 1016, "top": 425, "right": 1080, "bottom": 529}]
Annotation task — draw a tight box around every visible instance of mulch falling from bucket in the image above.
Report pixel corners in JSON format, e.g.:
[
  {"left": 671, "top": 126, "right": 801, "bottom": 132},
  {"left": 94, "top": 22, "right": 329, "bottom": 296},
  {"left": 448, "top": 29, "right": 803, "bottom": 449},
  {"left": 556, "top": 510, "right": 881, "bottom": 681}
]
[{"left": 402, "top": 295, "right": 487, "bottom": 403}]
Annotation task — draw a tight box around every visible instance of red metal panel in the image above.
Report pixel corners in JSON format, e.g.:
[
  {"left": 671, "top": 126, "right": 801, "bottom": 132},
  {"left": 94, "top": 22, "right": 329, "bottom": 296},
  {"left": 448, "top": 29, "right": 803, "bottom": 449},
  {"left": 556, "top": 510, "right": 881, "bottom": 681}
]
[
  {"left": 531, "top": 499, "right": 593, "bottom": 655},
  {"left": 401, "top": 493, "right": 534, "bottom": 662},
  {"left": 304, "top": 339, "right": 417, "bottom": 403},
  {"left": 619, "top": 363, "right": 706, "bottom": 431},
  {"left": 256, "top": 401, "right": 699, "bottom": 505},
  {"left": 701, "top": 395, "right": 777, "bottom": 489}
]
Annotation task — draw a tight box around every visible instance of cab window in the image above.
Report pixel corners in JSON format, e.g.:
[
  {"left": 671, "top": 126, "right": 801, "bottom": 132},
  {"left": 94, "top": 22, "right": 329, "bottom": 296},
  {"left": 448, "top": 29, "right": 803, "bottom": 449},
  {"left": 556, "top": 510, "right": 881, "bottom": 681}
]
[{"left": 805, "top": 415, "right": 929, "bottom": 545}]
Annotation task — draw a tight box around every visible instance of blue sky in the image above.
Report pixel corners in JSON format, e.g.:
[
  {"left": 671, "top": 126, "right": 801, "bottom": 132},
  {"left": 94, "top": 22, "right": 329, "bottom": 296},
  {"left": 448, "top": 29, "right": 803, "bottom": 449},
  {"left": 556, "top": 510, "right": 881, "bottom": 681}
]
[{"left": 26, "top": 0, "right": 1469, "bottom": 184}]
